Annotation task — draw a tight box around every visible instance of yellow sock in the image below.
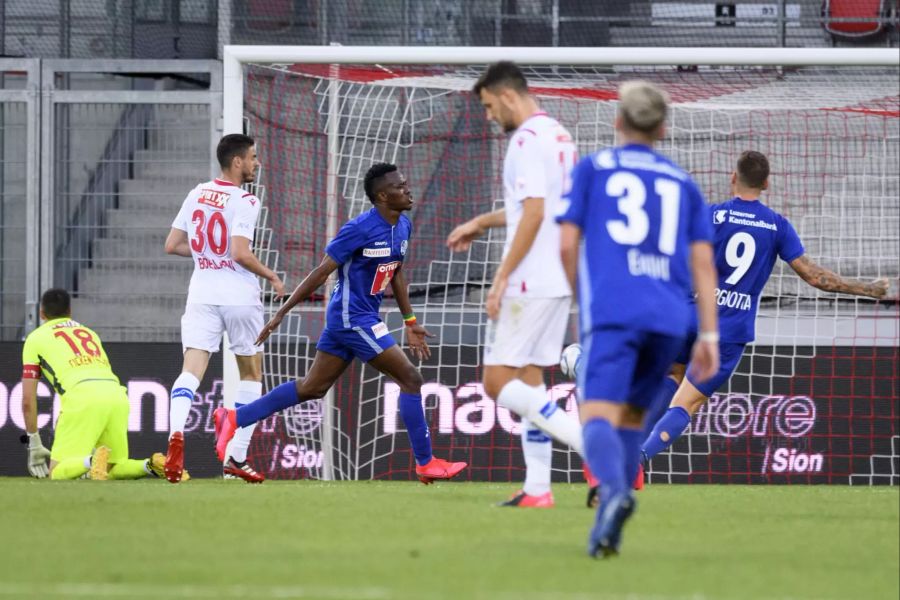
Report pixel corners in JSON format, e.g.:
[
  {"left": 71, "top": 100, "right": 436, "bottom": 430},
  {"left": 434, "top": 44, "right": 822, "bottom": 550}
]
[
  {"left": 50, "top": 456, "right": 90, "bottom": 480},
  {"left": 108, "top": 459, "right": 149, "bottom": 480}
]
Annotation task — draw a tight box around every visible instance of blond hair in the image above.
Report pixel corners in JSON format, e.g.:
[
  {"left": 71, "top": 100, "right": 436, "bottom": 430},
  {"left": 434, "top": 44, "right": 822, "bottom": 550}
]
[{"left": 618, "top": 80, "right": 669, "bottom": 135}]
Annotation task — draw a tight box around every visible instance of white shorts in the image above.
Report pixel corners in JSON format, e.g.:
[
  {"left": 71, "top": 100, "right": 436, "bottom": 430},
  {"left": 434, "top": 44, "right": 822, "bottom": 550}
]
[
  {"left": 484, "top": 296, "right": 572, "bottom": 368},
  {"left": 181, "top": 303, "right": 264, "bottom": 356}
]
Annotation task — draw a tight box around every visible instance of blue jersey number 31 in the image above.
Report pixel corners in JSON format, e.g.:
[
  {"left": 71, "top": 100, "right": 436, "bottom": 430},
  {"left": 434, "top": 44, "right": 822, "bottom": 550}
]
[{"left": 605, "top": 172, "right": 681, "bottom": 256}]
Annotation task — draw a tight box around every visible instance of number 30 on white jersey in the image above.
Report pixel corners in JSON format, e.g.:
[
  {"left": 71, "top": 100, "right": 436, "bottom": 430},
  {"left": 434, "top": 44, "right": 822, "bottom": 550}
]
[{"left": 172, "top": 178, "right": 263, "bottom": 306}]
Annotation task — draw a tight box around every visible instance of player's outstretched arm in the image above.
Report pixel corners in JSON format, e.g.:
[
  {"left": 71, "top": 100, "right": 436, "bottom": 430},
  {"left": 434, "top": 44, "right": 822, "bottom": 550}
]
[
  {"left": 164, "top": 228, "right": 192, "bottom": 257},
  {"left": 789, "top": 255, "right": 890, "bottom": 299},
  {"left": 390, "top": 267, "right": 434, "bottom": 361},
  {"left": 688, "top": 241, "right": 720, "bottom": 384},
  {"left": 231, "top": 235, "right": 285, "bottom": 299},
  {"left": 446, "top": 209, "right": 506, "bottom": 252},
  {"left": 255, "top": 255, "right": 339, "bottom": 345}
]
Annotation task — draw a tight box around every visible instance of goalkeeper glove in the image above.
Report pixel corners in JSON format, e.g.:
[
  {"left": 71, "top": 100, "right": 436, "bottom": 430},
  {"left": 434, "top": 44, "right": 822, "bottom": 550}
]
[{"left": 25, "top": 432, "right": 51, "bottom": 478}]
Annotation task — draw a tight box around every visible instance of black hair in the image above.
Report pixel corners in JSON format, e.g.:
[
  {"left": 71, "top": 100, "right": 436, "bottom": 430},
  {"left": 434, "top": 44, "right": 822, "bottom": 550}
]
[
  {"left": 363, "top": 162, "right": 398, "bottom": 204},
  {"left": 472, "top": 61, "right": 528, "bottom": 96},
  {"left": 737, "top": 151, "right": 770, "bottom": 189},
  {"left": 216, "top": 134, "right": 255, "bottom": 170},
  {"left": 41, "top": 288, "right": 71, "bottom": 319}
]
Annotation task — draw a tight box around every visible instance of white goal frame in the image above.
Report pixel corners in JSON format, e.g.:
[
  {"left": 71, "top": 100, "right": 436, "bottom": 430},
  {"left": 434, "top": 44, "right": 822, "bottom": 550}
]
[{"left": 221, "top": 45, "right": 898, "bottom": 481}]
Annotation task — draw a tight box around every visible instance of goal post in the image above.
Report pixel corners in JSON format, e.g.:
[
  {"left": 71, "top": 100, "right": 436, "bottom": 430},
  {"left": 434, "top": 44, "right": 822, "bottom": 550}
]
[{"left": 222, "top": 46, "right": 899, "bottom": 485}]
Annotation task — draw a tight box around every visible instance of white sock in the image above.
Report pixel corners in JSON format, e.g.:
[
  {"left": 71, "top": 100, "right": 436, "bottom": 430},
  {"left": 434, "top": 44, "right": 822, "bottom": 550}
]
[
  {"left": 529, "top": 401, "right": 584, "bottom": 458},
  {"left": 226, "top": 380, "right": 262, "bottom": 463},
  {"left": 496, "top": 378, "right": 536, "bottom": 416},
  {"left": 496, "top": 378, "right": 584, "bottom": 457},
  {"left": 169, "top": 372, "right": 200, "bottom": 437},
  {"left": 520, "top": 400, "right": 553, "bottom": 497}
]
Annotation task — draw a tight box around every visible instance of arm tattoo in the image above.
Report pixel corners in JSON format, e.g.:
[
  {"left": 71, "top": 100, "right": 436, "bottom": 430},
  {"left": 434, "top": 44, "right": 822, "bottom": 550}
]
[{"left": 792, "top": 255, "right": 875, "bottom": 297}]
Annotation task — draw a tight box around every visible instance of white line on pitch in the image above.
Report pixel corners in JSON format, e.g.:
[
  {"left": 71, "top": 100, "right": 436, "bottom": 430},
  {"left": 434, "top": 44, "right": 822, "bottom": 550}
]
[
  {"left": 0, "top": 583, "right": 390, "bottom": 599},
  {"left": 0, "top": 583, "right": 831, "bottom": 600}
]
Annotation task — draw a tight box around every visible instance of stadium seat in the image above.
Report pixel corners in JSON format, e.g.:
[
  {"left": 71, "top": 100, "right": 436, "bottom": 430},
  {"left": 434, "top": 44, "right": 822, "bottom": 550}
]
[
  {"left": 245, "top": 0, "right": 294, "bottom": 32},
  {"left": 823, "top": 0, "right": 892, "bottom": 39}
]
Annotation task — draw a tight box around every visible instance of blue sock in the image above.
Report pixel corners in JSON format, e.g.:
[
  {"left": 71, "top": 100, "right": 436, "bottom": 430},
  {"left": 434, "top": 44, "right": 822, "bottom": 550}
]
[
  {"left": 641, "top": 406, "right": 692, "bottom": 460},
  {"left": 236, "top": 381, "right": 298, "bottom": 428},
  {"left": 643, "top": 377, "right": 679, "bottom": 436},
  {"left": 583, "top": 418, "right": 626, "bottom": 502},
  {"left": 619, "top": 427, "right": 643, "bottom": 486},
  {"left": 398, "top": 393, "right": 432, "bottom": 466}
]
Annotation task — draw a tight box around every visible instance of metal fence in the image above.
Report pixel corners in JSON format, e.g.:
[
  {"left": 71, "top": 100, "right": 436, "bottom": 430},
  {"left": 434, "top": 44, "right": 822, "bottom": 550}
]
[
  {"left": 0, "top": 59, "right": 220, "bottom": 342},
  {"left": 223, "top": 0, "right": 900, "bottom": 49},
  {"left": 2, "top": 0, "right": 898, "bottom": 60},
  {"left": 0, "top": 60, "right": 38, "bottom": 341},
  {"left": 0, "top": 0, "right": 218, "bottom": 58}
]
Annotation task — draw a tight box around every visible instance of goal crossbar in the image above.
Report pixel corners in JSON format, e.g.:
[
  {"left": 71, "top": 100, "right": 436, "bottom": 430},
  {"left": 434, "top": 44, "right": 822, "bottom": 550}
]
[{"left": 222, "top": 44, "right": 899, "bottom": 145}]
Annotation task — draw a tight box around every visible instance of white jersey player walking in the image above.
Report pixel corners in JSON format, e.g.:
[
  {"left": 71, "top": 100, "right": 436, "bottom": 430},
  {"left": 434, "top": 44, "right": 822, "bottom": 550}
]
[
  {"left": 448, "top": 62, "right": 583, "bottom": 507},
  {"left": 163, "top": 134, "right": 285, "bottom": 483}
]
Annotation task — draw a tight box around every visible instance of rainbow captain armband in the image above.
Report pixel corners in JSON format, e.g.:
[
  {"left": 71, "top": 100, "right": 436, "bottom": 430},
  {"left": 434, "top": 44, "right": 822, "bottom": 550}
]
[{"left": 403, "top": 313, "right": 417, "bottom": 327}]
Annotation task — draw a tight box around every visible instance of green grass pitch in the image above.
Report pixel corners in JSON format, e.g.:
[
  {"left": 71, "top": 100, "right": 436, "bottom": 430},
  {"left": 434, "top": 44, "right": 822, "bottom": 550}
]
[{"left": 1, "top": 479, "right": 897, "bottom": 600}]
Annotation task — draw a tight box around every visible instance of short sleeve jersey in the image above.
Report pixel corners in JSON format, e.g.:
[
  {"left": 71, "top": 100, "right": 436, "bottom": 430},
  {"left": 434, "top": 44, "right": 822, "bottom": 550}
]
[
  {"left": 558, "top": 144, "right": 713, "bottom": 338},
  {"left": 501, "top": 112, "right": 576, "bottom": 298},
  {"left": 22, "top": 317, "right": 118, "bottom": 396},
  {"left": 171, "top": 178, "right": 263, "bottom": 306},
  {"left": 325, "top": 209, "right": 412, "bottom": 329},
  {"left": 710, "top": 197, "right": 805, "bottom": 342}
]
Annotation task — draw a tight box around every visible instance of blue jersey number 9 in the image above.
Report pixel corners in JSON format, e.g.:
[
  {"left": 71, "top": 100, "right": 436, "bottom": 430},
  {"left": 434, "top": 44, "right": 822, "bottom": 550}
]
[
  {"left": 605, "top": 171, "right": 681, "bottom": 256},
  {"left": 724, "top": 231, "right": 757, "bottom": 284}
]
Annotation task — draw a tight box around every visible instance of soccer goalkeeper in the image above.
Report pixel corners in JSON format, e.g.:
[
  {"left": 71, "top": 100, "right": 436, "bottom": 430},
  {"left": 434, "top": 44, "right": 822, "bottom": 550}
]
[{"left": 21, "top": 288, "right": 188, "bottom": 481}]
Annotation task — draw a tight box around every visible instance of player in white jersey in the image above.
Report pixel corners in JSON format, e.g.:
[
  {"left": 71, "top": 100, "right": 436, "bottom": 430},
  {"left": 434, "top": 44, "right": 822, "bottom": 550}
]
[
  {"left": 447, "top": 62, "right": 583, "bottom": 507},
  {"left": 163, "top": 134, "right": 285, "bottom": 483}
]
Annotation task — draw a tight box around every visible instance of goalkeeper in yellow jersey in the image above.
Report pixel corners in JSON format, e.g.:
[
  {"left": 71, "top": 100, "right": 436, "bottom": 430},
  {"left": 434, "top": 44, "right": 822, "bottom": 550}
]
[{"left": 21, "top": 288, "right": 188, "bottom": 481}]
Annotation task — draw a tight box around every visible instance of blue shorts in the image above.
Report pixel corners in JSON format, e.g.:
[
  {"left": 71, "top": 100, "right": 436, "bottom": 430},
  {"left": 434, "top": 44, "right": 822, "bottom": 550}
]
[
  {"left": 578, "top": 326, "right": 685, "bottom": 408},
  {"left": 316, "top": 322, "right": 397, "bottom": 362},
  {"left": 675, "top": 330, "right": 747, "bottom": 397}
]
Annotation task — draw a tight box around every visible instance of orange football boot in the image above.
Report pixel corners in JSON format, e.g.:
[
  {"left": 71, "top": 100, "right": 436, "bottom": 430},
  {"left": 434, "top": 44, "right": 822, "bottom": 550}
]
[
  {"left": 499, "top": 490, "right": 554, "bottom": 508},
  {"left": 164, "top": 432, "right": 184, "bottom": 483},
  {"left": 415, "top": 457, "right": 467, "bottom": 484},
  {"left": 223, "top": 457, "right": 265, "bottom": 484},
  {"left": 213, "top": 407, "right": 238, "bottom": 462}
]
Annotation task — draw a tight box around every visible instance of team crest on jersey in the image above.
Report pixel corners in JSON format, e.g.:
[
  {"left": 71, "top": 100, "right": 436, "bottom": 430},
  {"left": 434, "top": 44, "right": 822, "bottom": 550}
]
[
  {"left": 198, "top": 188, "right": 228, "bottom": 209},
  {"left": 714, "top": 210, "right": 727, "bottom": 225},
  {"left": 595, "top": 150, "right": 616, "bottom": 169},
  {"left": 370, "top": 261, "right": 401, "bottom": 295},
  {"left": 400, "top": 240, "right": 408, "bottom": 256}
]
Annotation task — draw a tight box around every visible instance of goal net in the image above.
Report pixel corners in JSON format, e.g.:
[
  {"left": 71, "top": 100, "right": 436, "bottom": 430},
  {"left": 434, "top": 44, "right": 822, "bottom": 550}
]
[{"left": 227, "top": 48, "right": 899, "bottom": 485}]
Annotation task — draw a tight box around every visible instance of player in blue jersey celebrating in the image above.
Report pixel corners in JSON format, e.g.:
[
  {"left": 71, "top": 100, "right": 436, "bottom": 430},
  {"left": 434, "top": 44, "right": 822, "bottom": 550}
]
[
  {"left": 213, "top": 163, "right": 467, "bottom": 484},
  {"left": 558, "top": 81, "right": 721, "bottom": 557},
  {"left": 640, "top": 150, "right": 891, "bottom": 463}
]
